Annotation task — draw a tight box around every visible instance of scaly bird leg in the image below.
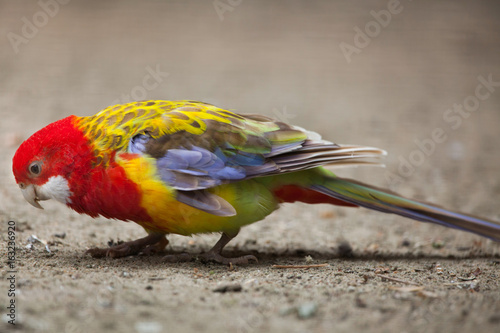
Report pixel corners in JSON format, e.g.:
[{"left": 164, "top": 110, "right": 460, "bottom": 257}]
[
  {"left": 86, "top": 233, "right": 168, "bottom": 258},
  {"left": 199, "top": 232, "right": 258, "bottom": 265},
  {"left": 163, "top": 231, "right": 258, "bottom": 265}
]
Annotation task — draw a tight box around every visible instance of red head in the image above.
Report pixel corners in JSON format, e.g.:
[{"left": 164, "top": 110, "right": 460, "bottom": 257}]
[{"left": 12, "top": 116, "right": 93, "bottom": 209}]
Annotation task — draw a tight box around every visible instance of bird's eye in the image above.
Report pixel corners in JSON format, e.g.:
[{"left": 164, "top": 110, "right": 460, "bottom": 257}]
[{"left": 29, "top": 162, "right": 42, "bottom": 176}]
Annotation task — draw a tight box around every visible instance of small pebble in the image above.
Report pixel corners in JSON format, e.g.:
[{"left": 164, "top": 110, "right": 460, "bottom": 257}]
[
  {"left": 401, "top": 239, "right": 411, "bottom": 247},
  {"left": 338, "top": 241, "right": 353, "bottom": 257},
  {"left": 134, "top": 321, "right": 163, "bottom": 333},
  {"left": 432, "top": 240, "right": 445, "bottom": 249},
  {"left": 297, "top": 302, "right": 318, "bottom": 319},
  {"left": 355, "top": 297, "right": 367, "bottom": 308},
  {"left": 213, "top": 283, "right": 242, "bottom": 293}
]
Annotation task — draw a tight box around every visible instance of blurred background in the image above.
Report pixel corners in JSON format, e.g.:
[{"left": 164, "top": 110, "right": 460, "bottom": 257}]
[
  {"left": 2, "top": 0, "right": 500, "bottom": 239},
  {"left": 2, "top": 0, "right": 499, "bottom": 196},
  {"left": 0, "top": 0, "right": 499, "bottom": 233},
  {"left": 1, "top": 0, "right": 500, "bottom": 229}
]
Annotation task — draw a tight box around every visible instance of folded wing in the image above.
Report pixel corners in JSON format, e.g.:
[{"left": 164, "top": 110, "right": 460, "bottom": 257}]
[{"left": 121, "top": 101, "right": 385, "bottom": 215}]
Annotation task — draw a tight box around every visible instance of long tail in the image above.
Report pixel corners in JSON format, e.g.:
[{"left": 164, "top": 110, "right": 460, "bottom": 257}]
[{"left": 310, "top": 177, "right": 500, "bottom": 241}]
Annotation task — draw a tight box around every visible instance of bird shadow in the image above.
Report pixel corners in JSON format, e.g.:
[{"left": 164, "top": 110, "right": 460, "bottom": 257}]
[
  {"left": 40, "top": 245, "right": 500, "bottom": 271},
  {"left": 212, "top": 248, "right": 500, "bottom": 263}
]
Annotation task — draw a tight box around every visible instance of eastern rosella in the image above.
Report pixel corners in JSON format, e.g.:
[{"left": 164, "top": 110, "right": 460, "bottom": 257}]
[{"left": 12, "top": 101, "right": 500, "bottom": 264}]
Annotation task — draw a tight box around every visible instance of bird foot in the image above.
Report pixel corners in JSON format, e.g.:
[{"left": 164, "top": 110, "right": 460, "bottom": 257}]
[
  {"left": 86, "top": 234, "right": 168, "bottom": 258},
  {"left": 162, "top": 232, "right": 257, "bottom": 265}
]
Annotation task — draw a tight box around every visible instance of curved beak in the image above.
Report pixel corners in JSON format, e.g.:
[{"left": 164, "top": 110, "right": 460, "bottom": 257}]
[{"left": 21, "top": 184, "right": 44, "bottom": 209}]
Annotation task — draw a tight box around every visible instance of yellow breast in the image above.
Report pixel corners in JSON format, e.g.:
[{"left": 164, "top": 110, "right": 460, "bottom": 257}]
[{"left": 116, "top": 153, "right": 278, "bottom": 235}]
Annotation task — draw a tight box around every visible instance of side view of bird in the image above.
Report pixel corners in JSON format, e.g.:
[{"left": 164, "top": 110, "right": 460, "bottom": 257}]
[{"left": 12, "top": 100, "right": 500, "bottom": 264}]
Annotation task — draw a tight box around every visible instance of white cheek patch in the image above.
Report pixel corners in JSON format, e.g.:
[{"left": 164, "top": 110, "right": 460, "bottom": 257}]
[{"left": 37, "top": 176, "right": 73, "bottom": 204}]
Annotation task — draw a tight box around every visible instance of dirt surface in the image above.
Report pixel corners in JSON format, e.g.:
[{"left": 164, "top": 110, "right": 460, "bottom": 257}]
[{"left": 1, "top": 1, "right": 500, "bottom": 332}]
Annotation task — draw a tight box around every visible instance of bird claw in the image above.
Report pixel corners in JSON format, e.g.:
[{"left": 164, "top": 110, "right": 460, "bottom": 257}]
[
  {"left": 85, "top": 242, "right": 135, "bottom": 258},
  {"left": 86, "top": 232, "right": 257, "bottom": 265},
  {"left": 141, "top": 237, "right": 169, "bottom": 255},
  {"left": 86, "top": 234, "right": 168, "bottom": 259},
  {"left": 85, "top": 247, "right": 111, "bottom": 258}
]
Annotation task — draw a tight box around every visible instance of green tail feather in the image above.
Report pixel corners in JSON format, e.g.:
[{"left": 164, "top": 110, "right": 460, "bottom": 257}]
[{"left": 311, "top": 177, "right": 500, "bottom": 241}]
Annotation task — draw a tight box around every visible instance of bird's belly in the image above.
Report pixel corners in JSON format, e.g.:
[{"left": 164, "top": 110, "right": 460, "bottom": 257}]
[
  {"left": 118, "top": 155, "right": 279, "bottom": 235},
  {"left": 139, "top": 180, "right": 279, "bottom": 235}
]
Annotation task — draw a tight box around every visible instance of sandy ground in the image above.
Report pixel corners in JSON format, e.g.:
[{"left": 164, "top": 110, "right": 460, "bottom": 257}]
[{"left": 1, "top": 1, "right": 500, "bottom": 332}]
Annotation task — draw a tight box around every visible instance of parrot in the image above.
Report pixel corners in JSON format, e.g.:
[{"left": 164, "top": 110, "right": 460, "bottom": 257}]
[{"left": 12, "top": 100, "right": 500, "bottom": 264}]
